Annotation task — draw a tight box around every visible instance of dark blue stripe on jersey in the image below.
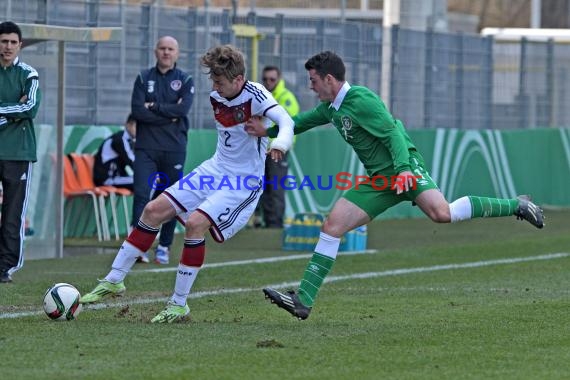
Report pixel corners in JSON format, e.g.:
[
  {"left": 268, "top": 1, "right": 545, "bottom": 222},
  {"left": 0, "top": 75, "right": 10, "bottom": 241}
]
[
  {"left": 257, "top": 137, "right": 262, "bottom": 156},
  {"left": 244, "top": 82, "right": 267, "bottom": 103},
  {"left": 217, "top": 182, "right": 262, "bottom": 232},
  {"left": 263, "top": 103, "right": 278, "bottom": 116},
  {"left": 217, "top": 184, "right": 261, "bottom": 231}
]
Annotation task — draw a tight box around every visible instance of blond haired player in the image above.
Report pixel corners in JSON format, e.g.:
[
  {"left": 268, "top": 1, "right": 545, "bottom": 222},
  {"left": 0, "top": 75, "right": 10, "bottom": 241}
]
[{"left": 81, "top": 45, "right": 294, "bottom": 323}]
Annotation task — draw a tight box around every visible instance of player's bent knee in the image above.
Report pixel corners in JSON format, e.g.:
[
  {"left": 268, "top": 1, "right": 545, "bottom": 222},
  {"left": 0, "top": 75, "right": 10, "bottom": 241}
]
[
  {"left": 142, "top": 200, "right": 172, "bottom": 225},
  {"left": 321, "top": 219, "right": 345, "bottom": 238},
  {"left": 429, "top": 208, "right": 451, "bottom": 223},
  {"left": 184, "top": 214, "right": 211, "bottom": 236}
]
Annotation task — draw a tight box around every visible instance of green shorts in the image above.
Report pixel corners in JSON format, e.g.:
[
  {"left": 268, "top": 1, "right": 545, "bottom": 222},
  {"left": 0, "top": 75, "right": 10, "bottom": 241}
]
[{"left": 343, "top": 150, "right": 439, "bottom": 219}]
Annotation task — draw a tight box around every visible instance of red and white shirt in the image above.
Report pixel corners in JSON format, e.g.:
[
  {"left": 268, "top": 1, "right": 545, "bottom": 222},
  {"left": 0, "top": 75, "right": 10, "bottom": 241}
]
[{"left": 209, "top": 81, "right": 278, "bottom": 177}]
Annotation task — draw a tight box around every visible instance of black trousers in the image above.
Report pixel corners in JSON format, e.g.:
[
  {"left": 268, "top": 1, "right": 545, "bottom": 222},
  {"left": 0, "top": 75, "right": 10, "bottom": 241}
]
[
  {"left": 132, "top": 149, "right": 186, "bottom": 247},
  {"left": 259, "top": 153, "right": 288, "bottom": 228},
  {"left": 0, "top": 160, "right": 32, "bottom": 274}
]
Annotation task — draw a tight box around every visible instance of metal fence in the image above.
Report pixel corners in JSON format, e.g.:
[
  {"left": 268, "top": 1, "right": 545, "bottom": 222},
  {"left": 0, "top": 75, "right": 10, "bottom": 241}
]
[
  {"left": 3, "top": 0, "right": 570, "bottom": 129},
  {"left": 390, "top": 26, "right": 570, "bottom": 129}
]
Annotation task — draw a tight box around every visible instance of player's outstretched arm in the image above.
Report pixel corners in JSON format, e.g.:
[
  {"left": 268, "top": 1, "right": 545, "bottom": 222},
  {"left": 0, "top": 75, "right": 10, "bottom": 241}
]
[{"left": 266, "top": 105, "right": 294, "bottom": 154}]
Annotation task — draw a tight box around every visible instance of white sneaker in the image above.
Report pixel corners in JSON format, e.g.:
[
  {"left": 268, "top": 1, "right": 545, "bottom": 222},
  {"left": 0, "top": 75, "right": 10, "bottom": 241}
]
[
  {"left": 154, "top": 246, "right": 169, "bottom": 265},
  {"left": 136, "top": 252, "right": 150, "bottom": 264}
]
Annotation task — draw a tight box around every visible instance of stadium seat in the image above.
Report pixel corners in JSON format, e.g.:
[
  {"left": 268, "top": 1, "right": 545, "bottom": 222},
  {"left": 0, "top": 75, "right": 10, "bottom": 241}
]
[
  {"left": 63, "top": 155, "right": 107, "bottom": 241},
  {"left": 70, "top": 153, "right": 132, "bottom": 240}
]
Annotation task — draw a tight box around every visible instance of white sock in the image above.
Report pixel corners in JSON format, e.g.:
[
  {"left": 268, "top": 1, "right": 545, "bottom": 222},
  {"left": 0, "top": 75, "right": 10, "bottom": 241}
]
[
  {"left": 105, "top": 241, "right": 141, "bottom": 283},
  {"left": 171, "top": 264, "right": 200, "bottom": 306},
  {"left": 449, "top": 196, "right": 473, "bottom": 223},
  {"left": 314, "top": 232, "right": 341, "bottom": 260}
]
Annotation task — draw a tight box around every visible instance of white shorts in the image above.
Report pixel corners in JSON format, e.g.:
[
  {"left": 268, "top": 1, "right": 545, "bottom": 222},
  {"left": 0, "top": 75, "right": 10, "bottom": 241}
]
[{"left": 163, "top": 158, "right": 263, "bottom": 242}]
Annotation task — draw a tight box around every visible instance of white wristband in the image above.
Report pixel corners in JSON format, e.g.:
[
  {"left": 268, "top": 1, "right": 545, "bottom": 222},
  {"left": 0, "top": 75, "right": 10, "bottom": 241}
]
[{"left": 269, "top": 137, "right": 291, "bottom": 153}]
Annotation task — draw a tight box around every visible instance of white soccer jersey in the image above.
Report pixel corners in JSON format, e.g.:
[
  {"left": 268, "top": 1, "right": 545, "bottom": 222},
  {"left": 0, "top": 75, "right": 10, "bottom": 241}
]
[
  {"left": 209, "top": 81, "right": 276, "bottom": 178},
  {"left": 163, "top": 81, "right": 281, "bottom": 242}
]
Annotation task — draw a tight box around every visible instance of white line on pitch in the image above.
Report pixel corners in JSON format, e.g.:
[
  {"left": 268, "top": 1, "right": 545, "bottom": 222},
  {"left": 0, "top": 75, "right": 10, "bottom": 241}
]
[
  {"left": 136, "top": 249, "right": 378, "bottom": 273},
  {"left": 39, "top": 250, "right": 378, "bottom": 275},
  {"left": 1, "top": 252, "right": 568, "bottom": 319}
]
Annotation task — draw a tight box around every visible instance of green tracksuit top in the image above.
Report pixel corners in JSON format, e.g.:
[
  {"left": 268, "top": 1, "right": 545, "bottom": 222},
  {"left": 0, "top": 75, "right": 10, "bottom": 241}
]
[
  {"left": 268, "top": 83, "right": 416, "bottom": 176},
  {"left": 0, "top": 57, "right": 41, "bottom": 162}
]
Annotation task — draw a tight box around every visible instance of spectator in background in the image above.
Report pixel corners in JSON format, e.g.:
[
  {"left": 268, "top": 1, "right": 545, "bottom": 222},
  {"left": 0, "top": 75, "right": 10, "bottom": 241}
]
[
  {"left": 255, "top": 65, "right": 300, "bottom": 228},
  {"left": 130, "top": 35, "right": 194, "bottom": 265},
  {"left": 0, "top": 21, "right": 42, "bottom": 283},
  {"left": 93, "top": 114, "right": 136, "bottom": 190}
]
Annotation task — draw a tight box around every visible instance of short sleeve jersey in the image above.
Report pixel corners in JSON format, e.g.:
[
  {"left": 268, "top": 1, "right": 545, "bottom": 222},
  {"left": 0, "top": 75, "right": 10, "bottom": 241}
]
[
  {"left": 209, "top": 81, "right": 276, "bottom": 177},
  {"left": 291, "top": 85, "right": 417, "bottom": 176}
]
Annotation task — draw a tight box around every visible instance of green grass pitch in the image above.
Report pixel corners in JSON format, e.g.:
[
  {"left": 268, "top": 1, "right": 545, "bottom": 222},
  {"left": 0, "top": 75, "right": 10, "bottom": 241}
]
[{"left": 0, "top": 210, "right": 569, "bottom": 380}]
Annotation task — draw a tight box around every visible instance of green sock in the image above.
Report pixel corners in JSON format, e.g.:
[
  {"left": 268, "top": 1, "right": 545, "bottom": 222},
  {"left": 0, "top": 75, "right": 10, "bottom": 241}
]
[
  {"left": 298, "top": 252, "right": 335, "bottom": 307},
  {"left": 468, "top": 196, "right": 518, "bottom": 218}
]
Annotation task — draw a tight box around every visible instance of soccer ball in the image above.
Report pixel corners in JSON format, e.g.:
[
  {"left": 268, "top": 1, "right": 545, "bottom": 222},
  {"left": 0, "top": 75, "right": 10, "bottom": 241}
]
[{"left": 43, "top": 283, "right": 83, "bottom": 321}]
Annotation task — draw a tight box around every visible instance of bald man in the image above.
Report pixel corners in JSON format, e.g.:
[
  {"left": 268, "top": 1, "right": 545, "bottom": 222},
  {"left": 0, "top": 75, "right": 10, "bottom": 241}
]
[{"left": 130, "top": 35, "right": 195, "bottom": 265}]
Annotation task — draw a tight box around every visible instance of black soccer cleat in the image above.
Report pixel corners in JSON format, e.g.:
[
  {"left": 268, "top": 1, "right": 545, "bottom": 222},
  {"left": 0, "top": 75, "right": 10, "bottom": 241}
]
[
  {"left": 514, "top": 195, "right": 544, "bottom": 229},
  {"left": 263, "top": 288, "right": 312, "bottom": 320},
  {"left": 0, "top": 270, "right": 12, "bottom": 283}
]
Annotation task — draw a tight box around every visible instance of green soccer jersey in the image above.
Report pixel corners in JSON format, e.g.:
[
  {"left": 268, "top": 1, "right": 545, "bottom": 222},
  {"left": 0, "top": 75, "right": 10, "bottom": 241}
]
[{"left": 268, "top": 84, "right": 416, "bottom": 176}]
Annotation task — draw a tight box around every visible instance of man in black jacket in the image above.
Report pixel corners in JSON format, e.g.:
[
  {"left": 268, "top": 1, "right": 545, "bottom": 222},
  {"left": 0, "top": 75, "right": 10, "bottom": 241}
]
[
  {"left": 93, "top": 114, "right": 136, "bottom": 190},
  {"left": 131, "top": 36, "right": 194, "bottom": 264}
]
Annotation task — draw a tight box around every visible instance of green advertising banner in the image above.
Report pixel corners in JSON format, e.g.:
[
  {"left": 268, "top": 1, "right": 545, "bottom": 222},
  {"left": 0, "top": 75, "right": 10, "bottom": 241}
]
[
  {"left": 284, "top": 127, "right": 570, "bottom": 219},
  {"left": 61, "top": 125, "right": 570, "bottom": 237}
]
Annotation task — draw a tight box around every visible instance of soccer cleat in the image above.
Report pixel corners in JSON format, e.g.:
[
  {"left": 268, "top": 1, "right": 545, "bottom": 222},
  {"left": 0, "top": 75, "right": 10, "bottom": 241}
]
[
  {"left": 79, "top": 280, "right": 126, "bottom": 304},
  {"left": 0, "top": 271, "right": 12, "bottom": 283},
  {"left": 136, "top": 252, "right": 150, "bottom": 264},
  {"left": 514, "top": 195, "right": 544, "bottom": 229},
  {"left": 154, "top": 246, "right": 169, "bottom": 265},
  {"left": 263, "top": 288, "right": 312, "bottom": 320},
  {"left": 253, "top": 216, "right": 263, "bottom": 228},
  {"left": 151, "top": 301, "right": 190, "bottom": 323}
]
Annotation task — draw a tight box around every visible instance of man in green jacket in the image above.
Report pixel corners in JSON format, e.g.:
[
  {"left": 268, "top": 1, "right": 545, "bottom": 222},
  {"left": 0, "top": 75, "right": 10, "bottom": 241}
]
[
  {"left": 0, "top": 21, "right": 41, "bottom": 283},
  {"left": 257, "top": 65, "right": 300, "bottom": 228}
]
